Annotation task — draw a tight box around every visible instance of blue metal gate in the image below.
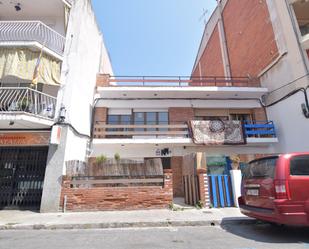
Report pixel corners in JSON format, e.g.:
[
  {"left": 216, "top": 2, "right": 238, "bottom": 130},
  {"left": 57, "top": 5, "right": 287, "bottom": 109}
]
[{"left": 208, "top": 175, "right": 234, "bottom": 208}]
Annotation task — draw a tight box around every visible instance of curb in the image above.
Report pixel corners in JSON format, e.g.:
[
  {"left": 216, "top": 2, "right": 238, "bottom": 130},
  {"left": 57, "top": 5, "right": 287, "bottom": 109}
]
[{"left": 0, "top": 218, "right": 256, "bottom": 230}]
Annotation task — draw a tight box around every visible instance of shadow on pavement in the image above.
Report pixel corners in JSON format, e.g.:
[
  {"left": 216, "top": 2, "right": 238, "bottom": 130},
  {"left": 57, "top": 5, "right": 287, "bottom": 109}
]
[{"left": 220, "top": 218, "right": 309, "bottom": 244}]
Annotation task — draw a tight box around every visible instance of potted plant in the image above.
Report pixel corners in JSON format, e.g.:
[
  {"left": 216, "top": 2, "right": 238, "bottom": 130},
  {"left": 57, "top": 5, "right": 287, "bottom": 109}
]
[
  {"left": 230, "top": 155, "right": 241, "bottom": 170},
  {"left": 114, "top": 153, "right": 121, "bottom": 162},
  {"left": 95, "top": 155, "right": 107, "bottom": 164}
]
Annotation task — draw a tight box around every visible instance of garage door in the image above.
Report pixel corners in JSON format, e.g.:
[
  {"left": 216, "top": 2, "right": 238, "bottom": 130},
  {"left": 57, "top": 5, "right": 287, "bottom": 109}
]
[{"left": 0, "top": 147, "right": 48, "bottom": 210}]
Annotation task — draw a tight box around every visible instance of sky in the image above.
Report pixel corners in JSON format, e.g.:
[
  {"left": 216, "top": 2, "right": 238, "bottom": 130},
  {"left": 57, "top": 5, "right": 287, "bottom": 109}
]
[{"left": 92, "top": 0, "right": 217, "bottom": 76}]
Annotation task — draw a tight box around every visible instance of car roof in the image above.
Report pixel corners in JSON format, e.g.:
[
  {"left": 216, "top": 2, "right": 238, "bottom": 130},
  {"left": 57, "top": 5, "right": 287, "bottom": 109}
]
[{"left": 248, "top": 153, "right": 309, "bottom": 164}]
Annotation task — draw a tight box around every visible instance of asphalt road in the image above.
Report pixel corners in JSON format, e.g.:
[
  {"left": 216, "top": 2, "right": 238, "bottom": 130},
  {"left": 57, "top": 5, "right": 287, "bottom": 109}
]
[{"left": 1, "top": 223, "right": 309, "bottom": 249}]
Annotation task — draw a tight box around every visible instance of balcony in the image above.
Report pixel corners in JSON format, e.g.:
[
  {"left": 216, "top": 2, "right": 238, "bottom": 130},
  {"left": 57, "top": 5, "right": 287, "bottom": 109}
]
[
  {"left": 99, "top": 75, "right": 261, "bottom": 87},
  {"left": 0, "top": 87, "right": 56, "bottom": 128},
  {"left": 93, "top": 121, "right": 277, "bottom": 141},
  {"left": 96, "top": 75, "right": 267, "bottom": 100},
  {"left": 0, "top": 21, "right": 65, "bottom": 58},
  {"left": 93, "top": 123, "right": 189, "bottom": 139},
  {"left": 92, "top": 120, "right": 278, "bottom": 157}
]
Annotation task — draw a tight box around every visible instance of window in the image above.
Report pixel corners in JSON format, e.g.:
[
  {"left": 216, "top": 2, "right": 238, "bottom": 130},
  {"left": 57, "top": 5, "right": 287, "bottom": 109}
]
[
  {"left": 146, "top": 112, "right": 156, "bottom": 131},
  {"left": 292, "top": 1, "right": 309, "bottom": 37},
  {"left": 158, "top": 112, "right": 168, "bottom": 131},
  {"left": 106, "top": 112, "right": 169, "bottom": 136},
  {"left": 230, "top": 114, "right": 252, "bottom": 122},
  {"left": 134, "top": 112, "right": 144, "bottom": 131},
  {"left": 107, "top": 115, "right": 119, "bottom": 132},
  {"left": 243, "top": 157, "right": 278, "bottom": 179},
  {"left": 195, "top": 116, "right": 229, "bottom": 121},
  {"left": 107, "top": 115, "right": 131, "bottom": 137},
  {"left": 290, "top": 155, "right": 309, "bottom": 176}
]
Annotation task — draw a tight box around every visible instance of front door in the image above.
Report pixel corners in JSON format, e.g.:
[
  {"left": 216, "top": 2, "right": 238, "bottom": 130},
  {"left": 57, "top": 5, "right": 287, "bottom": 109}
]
[{"left": 0, "top": 147, "right": 48, "bottom": 210}]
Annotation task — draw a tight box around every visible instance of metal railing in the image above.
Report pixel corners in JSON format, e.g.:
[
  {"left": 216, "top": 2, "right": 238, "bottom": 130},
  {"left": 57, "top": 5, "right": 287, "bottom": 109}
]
[
  {"left": 0, "top": 87, "right": 57, "bottom": 119},
  {"left": 93, "top": 122, "right": 189, "bottom": 138},
  {"left": 0, "top": 21, "right": 65, "bottom": 56},
  {"left": 105, "top": 76, "right": 260, "bottom": 87},
  {"left": 244, "top": 121, "right": 276, "bottom": 138},
  {"left": 93, "top": 120, "right": 277, "bottom": 139}
]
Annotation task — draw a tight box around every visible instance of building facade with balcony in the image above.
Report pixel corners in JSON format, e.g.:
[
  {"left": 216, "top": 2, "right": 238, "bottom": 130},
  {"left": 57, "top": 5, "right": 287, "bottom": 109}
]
[
  {"left": 78, "top": 74, "right": 278, "bottom": 211},
  {"left": 0, "top": 0, "right": 113, "bottom": 212},
  {"left": 192, "top": 0, "right": 309, "bottom": 154}
]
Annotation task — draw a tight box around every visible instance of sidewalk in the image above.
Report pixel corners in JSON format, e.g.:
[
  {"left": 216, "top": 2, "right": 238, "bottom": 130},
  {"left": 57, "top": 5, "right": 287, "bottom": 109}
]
[{"left": 0, "top": 208, "right": 255, "bottom": 230}]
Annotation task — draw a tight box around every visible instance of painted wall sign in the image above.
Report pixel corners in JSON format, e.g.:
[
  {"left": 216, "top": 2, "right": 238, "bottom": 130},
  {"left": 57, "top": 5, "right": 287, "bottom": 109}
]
[
  {"left": 0, "top": 132, "right": 50, "bottom": 146},
  {"left": 155, "top": 148, "right": 172, "bottom": 157}
]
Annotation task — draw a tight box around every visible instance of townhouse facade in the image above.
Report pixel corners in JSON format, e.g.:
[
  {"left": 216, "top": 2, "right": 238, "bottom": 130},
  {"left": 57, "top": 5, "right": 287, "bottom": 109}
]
[
  {"left": 0, "top": 0, "right": 113, "bottom": 212},
  {"left": 62, "top": 74, "right": 277, "bottom": 211}
]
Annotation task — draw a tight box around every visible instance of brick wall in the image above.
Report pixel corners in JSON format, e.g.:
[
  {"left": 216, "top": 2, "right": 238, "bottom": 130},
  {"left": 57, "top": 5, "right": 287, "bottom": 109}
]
[
  {"left": 193, "top": 0, "right": 279, "bottom": 83},
  {"left": 60, "top": 170, "right": 173, "bottom": 211},
  {"left": 169, "top": 107, "right": 194, "bottom": 124},
  {"left": 192, "top": 25, "right": 225, "bottom": 80},
  {"left": 223, "top": 0, "right": 279, "bottom": 77},
  {"left": 93, "top": 107, "right": 107, "bottom": 138},
  {"left": 96, "top": 74, "right": 110, "bottom": 87},
  {"left": 171, "top": 157, "right": 183, "bottom": 197},
  {"left": 253, "top": 107, "right": 267, "bottom": 122}
]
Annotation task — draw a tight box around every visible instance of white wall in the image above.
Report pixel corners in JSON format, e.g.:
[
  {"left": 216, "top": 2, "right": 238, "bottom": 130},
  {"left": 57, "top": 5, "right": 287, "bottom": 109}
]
[
  {"left": 57, "top": 0, "right": 112, "bottom": 164},
  {"left": 91, "top": 143, "right": 277, "bottom": 158},
  {"left": 261, "top": 0, "right": 309, "bottom": 153},
  {"left": 266, "top": 90, "right": 309, "bottom": 153}
]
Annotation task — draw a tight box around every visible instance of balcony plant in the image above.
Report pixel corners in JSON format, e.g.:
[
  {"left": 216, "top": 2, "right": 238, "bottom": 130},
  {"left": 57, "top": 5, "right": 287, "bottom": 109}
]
[
  {"left": 114, "top": 153, "right": 121, "bottom": 162},
  {"left": 19, "top": 98, "right": 31, "bottom": 111},
  {"left": 8, "top": 97, "right": 32, "bottom": 112},
  {"left": 95, "top": 155, "right": 107, "bottom": 164}
]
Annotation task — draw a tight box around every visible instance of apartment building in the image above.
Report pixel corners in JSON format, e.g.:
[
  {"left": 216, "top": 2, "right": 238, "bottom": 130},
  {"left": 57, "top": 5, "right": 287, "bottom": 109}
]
[
  {"left": 192, "top": 0, "right": 309, "bottom": 154},
  {"left": 0, "top": 0, "right": 113, "bottom": 212}
]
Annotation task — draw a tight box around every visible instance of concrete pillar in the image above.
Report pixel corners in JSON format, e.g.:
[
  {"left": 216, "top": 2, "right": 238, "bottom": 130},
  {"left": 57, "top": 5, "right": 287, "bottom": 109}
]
[
  {"left": 40, "top": 127, "right": 68, "bottom": 213},
  {"left": 230, "top": 169, "right": 242, "bottom": 207}
]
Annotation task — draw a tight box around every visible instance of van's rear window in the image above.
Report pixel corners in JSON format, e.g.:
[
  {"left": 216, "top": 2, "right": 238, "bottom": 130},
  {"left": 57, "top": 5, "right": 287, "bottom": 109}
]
[
  {"left": 290, "top": 155, "right": 309, "bottom": 176},
  {"left": 243, "top": 157, "right": 278, "bottom": 179}
]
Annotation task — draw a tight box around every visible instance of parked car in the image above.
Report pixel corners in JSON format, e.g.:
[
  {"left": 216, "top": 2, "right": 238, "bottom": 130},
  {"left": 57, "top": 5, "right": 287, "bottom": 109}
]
[{"left": 239, "top": 153, "right": 309, "bottom": 226}]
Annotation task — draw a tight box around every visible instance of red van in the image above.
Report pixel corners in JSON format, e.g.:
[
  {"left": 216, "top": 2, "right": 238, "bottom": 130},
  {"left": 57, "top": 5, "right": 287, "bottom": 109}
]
[{"left": 239, "top": 153, "right": 309, "bottom": 226}]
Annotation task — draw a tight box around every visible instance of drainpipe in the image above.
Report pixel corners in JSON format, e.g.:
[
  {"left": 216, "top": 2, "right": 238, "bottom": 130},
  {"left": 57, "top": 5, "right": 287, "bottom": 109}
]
[{"left": 217, "top": 0, "right": 232, "bottom": 79}]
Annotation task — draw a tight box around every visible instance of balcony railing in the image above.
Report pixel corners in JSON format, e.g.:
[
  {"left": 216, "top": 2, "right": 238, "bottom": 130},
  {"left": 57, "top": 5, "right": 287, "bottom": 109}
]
[
  {"left": 244, "top": 121, "right": 276, "bottom": 138},
  {"left": 0, "top": 87, "right": 56, "bottom": 119},
  {"left": 0, "top": 21, "right": 65, "bottom": 56},
  {"left": 93, "top": 121, "right": 277, "bottom": 140},
  {"left": 93, "top": 122, "right": 189, "bottom": 139},
  {"left": 103, "top": 76, "right": 260, "bottom": 87}
]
